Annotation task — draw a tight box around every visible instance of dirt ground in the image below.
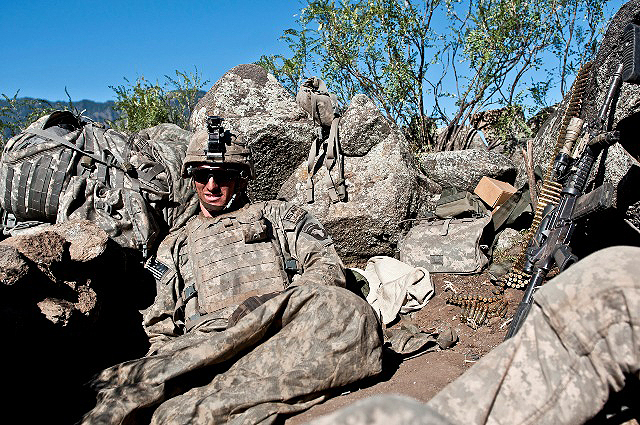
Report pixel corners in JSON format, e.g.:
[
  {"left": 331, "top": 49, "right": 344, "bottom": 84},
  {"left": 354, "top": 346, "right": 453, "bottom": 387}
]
[{"left": 286, "top": 271, "right": 524, "bottom": 424}]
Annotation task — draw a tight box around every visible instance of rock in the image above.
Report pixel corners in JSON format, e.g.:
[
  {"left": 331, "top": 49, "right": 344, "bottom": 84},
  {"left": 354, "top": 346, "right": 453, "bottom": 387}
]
[
  {"left": 340, "top": 94, "right": 392, "bottom": 156},
  {"left": 279, "top": 96, "right": 437, "bottom": 262},
  {"left": 0, "top": 245, "right": 29, "bottom": 286},
  {"left": 470, "top": 107, "right": 530, "bottom": 149},
  {"left": 37, "top": 298, "right": 76, "bottom": 326},
  {"left": 1, "top": 220, "right": 110, "bottom": 265},
  {"left": 1, "top": 230, "right": 66, "bottom": 268},
  {"left": 53, "top": 220, "right": 110, "bottom": 263},
  {"left": 494, "top": 228, "right": 524, "bottom": 255},
  {"left": 435, "top": 126, "right": 487, "bottom": 151},
  {"left": 189, "top": 64, "right": 314, "bottom": 201},
  {"left": 418, "top": 149, "right": 517, "bottom": 192}
]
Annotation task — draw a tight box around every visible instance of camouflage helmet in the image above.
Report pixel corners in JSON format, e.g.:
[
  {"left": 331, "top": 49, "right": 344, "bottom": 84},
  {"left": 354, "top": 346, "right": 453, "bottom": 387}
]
[{"left": 181, "top": 117, "right": 254, "bottom": 179}]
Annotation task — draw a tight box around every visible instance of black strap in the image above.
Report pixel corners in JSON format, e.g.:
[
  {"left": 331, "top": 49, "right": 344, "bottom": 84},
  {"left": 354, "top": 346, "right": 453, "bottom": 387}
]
[
  {"left": 28, "top": 155, "right": 53, "bottom": 217},
  {"left": 4, "top": 167, "right": 14, "bottom": 213},
  {"left": 16, "top": 161, "right": 32, "bottom": 217},
  {"left": 183, "top": 284, "right": 198, "bottom": 303}
]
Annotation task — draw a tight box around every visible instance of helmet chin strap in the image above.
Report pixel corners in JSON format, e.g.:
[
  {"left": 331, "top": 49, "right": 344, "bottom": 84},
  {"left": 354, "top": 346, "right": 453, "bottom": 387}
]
[{"left": 224, "top": 192, "right": 238, "bottom": 210}]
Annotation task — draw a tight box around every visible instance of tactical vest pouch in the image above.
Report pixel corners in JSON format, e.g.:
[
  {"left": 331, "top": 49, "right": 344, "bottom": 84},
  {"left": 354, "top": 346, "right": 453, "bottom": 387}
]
[
  {"left": 399, "top": 215, "right": 491, "bottom": 274},
  {"left": 435, "top": 190, "right": 487, "bottom": 218}
]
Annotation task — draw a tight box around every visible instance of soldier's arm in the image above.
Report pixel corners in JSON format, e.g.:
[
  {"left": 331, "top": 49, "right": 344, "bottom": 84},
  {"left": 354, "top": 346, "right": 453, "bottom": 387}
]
[
  {"left": 275, "top": 202, "right": 346, "bottom": 288},
  {"left": 141, "top": 231, "right": 186, "bottom": 355}
]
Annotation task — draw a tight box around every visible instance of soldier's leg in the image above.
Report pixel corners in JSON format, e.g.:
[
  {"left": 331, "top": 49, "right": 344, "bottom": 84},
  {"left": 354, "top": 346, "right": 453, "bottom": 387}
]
[
  {"left": 427, "top": 245, "right": 640, "bottom": 425},
  {"left": 150, "top": 284, "right": 383, "bottom": 425}
]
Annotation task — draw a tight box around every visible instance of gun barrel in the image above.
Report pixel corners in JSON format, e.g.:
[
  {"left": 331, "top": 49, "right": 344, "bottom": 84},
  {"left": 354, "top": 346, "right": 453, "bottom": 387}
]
[{"left": 598, "top": 63, "right": 624, "bottom": 128}]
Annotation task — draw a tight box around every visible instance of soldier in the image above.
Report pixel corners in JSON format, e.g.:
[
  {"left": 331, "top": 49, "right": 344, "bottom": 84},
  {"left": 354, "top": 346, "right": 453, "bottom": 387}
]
[
  {"left": 82, "top": 118, "right": 383, "bottom": 424},
  {"left": 305, "top": 245, "right": 640, "bottom": 425}
]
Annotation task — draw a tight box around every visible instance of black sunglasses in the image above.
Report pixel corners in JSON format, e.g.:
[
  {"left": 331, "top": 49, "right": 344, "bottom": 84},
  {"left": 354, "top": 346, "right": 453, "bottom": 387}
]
[{"left": 191, "top": 168, "right": 239, "bottom": 184}]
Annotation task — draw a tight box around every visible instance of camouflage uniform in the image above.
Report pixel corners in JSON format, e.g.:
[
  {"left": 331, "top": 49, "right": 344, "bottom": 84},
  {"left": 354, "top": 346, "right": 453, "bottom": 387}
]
[
  {"left": 306, "top": 245, "right": 640, "bottom": 425},
  {"left": 143, "top": 199, "right": 348, "bottom": 350},
  {"left": 82, "top": 199, "right": 383, "bottom": 425}
]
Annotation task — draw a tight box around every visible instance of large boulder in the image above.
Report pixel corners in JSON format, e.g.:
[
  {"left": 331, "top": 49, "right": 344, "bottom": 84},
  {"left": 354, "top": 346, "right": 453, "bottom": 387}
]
[
  {"left": 520, "top": 0, "right": 640, "bottom": 240},
  {"left": 279, "top": 95, "right": 438, "bottom": 263},
  {"left": 340, "top": 94, "right": 392, "bottom": 156},
  {"left": 189, "top": 64, "right": 315, "bottom": 201},
  {"left": 417, "top": 149, "right": 517, "bottom": 192}
]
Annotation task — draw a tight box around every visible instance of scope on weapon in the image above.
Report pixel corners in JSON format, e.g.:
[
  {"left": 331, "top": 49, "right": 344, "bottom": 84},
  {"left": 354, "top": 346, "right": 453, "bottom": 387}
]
[{"left": 205, "top": 115, "right": 227, "bottom": 160}]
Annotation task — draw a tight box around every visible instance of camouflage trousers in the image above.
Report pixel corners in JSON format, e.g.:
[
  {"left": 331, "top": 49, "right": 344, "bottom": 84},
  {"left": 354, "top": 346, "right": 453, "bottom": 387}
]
[
  {"left": 82, "top": 284, "right": 383, "bottom": 425},
  {"left": 307, "top": 245, "right": 640, "bottom": 425}
]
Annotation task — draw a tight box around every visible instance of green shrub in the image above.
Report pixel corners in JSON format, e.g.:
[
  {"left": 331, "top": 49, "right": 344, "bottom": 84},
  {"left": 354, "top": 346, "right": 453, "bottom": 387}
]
[
  {"left": 110, "top": 68, "right": 208, "bottom": 133},
  {"left": 0, "top": 91, "right": 58, "bottom": 147}
]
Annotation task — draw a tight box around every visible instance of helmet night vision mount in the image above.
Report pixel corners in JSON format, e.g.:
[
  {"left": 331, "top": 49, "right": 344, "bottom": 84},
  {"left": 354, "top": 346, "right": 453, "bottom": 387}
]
[{"left": 205, "top": 115, "right": 229, "bottom": 161}]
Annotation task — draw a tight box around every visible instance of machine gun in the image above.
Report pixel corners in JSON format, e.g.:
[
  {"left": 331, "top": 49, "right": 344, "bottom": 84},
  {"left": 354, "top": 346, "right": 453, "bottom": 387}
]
[{"left": 505, "top": 23, "right": 640, "bottom": 339}]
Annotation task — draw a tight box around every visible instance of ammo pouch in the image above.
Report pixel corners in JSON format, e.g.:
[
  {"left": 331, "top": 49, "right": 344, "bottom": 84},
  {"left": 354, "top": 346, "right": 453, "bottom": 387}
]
[
  {"left": 399, "top": 215, "right": 492, "bottom": 274},
  {"left": 435, "top": 190, "right": 487, "bottom": 218}
]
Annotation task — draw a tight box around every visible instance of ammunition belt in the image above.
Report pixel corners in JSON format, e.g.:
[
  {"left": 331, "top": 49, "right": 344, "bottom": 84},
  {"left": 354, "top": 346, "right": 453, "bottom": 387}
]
[
  {"left": 446, "top": 292, "right": 508, "bottom": 329},
  {"left": 502, "top": 62, "right": 593, "bottom": 290}
]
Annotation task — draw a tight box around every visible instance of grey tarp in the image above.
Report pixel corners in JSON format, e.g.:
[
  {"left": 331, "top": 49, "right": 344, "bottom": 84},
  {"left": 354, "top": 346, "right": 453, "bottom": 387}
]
[{"left": 83, "top": 284, "right": 383, "bottom": 425}]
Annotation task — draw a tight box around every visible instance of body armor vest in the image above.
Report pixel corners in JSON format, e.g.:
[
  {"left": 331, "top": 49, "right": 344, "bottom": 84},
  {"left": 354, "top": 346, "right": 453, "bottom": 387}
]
[{"left": 185, "top": 203, "right": 289, "bottom": 321}]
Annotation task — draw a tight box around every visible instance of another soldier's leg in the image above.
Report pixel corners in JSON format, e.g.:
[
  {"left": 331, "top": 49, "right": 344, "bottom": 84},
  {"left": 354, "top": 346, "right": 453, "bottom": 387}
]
[{"left": 427, "top": 245, "right": 640, "bottom": 425}]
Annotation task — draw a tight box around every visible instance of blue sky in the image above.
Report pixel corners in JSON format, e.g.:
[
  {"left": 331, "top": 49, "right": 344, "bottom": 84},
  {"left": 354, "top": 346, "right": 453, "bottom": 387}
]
[
  {"left": 0, "top": 0, "right": 302, "bottom": 102},
  {"left": 0, "top": 0, "right": 627, "bottom": 105}
]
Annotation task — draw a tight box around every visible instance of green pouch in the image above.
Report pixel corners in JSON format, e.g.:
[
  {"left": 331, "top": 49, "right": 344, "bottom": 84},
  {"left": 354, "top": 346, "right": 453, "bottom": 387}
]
[{"left": 435, "top": 190, "right": 487, "bottom": 218}]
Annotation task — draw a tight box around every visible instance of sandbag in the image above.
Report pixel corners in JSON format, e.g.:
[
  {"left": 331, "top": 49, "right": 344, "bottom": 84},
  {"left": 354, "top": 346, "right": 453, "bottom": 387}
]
[{"left": 399, "top": 215, "right": 492, "bottom": 274}]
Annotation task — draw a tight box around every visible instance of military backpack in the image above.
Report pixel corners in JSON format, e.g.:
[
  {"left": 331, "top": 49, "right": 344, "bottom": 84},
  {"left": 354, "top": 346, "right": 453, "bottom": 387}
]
[
  {"left": 296, "top": 77, "right": 346, "bottom": 204},
  {"left": 0, "top": 111, "right": 196, "bottom": 256}
]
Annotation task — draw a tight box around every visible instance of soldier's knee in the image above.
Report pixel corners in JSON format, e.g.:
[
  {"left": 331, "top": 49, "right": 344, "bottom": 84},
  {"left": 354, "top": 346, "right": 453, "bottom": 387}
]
[{"left": 580, "top": 245, "right": 640, "bottom": 289}]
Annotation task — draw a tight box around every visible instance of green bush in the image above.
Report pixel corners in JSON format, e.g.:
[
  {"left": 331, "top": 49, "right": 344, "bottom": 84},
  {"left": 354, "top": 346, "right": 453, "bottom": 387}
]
[
  {"left": 0, "top": 91, "right": 58, "bottom": 147},
  {"left": 110, "top": 68, "right": 208, "bottom": 133}
]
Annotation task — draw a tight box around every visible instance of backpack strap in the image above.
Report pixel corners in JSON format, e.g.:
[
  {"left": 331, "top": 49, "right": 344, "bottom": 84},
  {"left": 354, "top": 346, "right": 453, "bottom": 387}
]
[
  {"left": 27, "top": 128, "right": 112, "bottom": 168},
  {"left": 322, "top": 116, "right": 346, "bottom": 203},
  {"left": 306, "top": 131, "right": 321, "bottom": 203}
]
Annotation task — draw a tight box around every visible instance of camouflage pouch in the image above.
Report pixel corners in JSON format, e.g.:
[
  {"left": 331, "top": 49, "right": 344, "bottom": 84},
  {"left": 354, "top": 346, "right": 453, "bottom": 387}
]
[
  {"left": 399, "top": 215, "right": 492, "bottom": 274},
  {"left": 295, "top": 77, "right": 339, "bottom": 127},
  {"left": 435, "top": 190, "right": 487, "bottom": 218}
]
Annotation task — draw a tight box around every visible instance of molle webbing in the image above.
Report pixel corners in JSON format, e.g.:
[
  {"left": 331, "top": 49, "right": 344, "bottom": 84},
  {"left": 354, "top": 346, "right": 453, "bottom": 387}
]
[{"left": 186, "top": 210, "right": 287, "bottom": 319}]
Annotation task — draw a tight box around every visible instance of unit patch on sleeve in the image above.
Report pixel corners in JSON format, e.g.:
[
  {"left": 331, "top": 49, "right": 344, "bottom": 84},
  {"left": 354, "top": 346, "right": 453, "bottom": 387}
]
[
  {"left": 283, "top": 205, "right": 307, "bottom": 226},
  {"left": 302, "top": 222, "right": 329, "bottom": 242}
]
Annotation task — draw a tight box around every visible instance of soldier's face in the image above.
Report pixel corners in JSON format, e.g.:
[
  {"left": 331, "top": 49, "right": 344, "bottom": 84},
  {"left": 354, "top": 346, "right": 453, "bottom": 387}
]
[{"left": 192, "top": 167, "right": 238, "bottom": 216}]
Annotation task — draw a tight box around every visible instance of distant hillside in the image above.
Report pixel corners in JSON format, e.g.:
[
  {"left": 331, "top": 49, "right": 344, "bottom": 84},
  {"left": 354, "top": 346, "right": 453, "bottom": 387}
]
[
  {"left": 0, "top": 97, "right": 119, "bottom": 123},
  {"left": 1, "top": 97, "right": 120, "bottom": 141},
  {"left": 1, "top": 90, "right": 205, "bottom": 141}
]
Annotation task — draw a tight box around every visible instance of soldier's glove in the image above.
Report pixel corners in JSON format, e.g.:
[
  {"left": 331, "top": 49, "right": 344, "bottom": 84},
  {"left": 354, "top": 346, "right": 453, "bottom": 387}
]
[{"left": 227, "top": 292, "right": 280, "bottom": 328}]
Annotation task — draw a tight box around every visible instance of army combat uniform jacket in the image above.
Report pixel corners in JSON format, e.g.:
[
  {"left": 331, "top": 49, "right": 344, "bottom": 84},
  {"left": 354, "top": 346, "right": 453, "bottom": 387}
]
[
  {"left": 83, "top": 200, "right": 383, "bottom": 425},
  {"left": 142, "top": 200, "right": 346, "bottom": 352}
]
